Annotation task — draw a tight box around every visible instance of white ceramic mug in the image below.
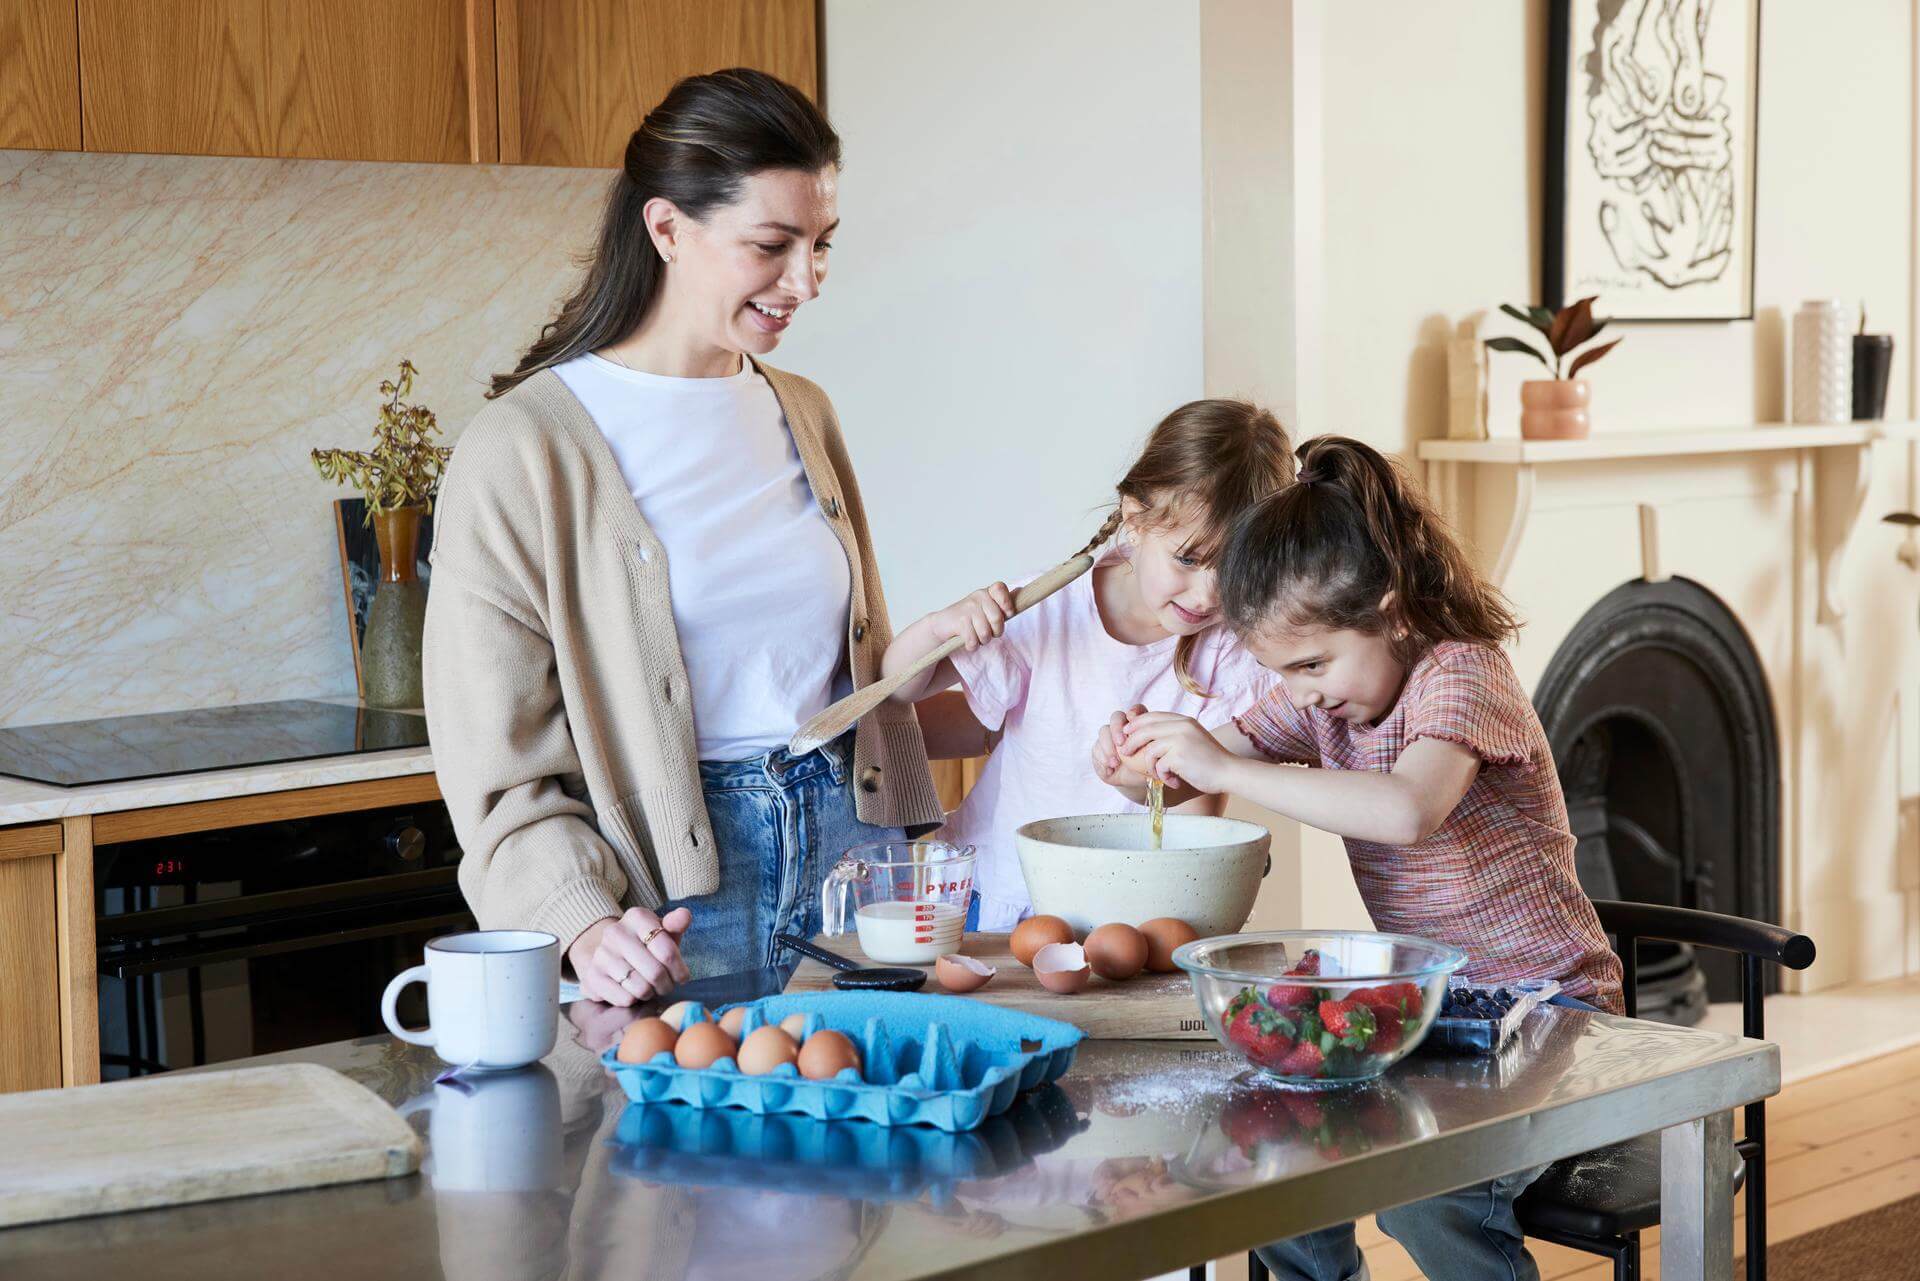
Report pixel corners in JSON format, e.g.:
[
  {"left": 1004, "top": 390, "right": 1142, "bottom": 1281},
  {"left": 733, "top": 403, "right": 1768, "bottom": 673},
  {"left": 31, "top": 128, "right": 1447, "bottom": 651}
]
[{"left": 381, "top": 930, "right": 559, "bottom": 1070}]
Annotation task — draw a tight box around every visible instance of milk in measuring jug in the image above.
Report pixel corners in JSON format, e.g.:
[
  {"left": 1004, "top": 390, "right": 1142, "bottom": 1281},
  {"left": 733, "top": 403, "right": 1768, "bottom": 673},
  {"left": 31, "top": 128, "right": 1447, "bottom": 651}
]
[{"left": 855, "top": 900, "right": 965, "bottom": 964}]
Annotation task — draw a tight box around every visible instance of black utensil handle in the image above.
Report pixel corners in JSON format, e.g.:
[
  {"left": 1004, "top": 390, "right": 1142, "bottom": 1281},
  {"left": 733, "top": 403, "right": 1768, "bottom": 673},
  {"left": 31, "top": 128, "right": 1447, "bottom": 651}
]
[{"left": 775, "top": 933, "right": 856, "bottom": 972}]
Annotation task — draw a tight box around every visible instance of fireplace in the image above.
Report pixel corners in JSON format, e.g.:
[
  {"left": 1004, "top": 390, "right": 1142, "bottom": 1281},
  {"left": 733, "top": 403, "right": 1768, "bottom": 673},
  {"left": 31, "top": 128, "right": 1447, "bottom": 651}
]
[{"left": 1533, "top": 577, "right": 1781, "bottom": 1023}]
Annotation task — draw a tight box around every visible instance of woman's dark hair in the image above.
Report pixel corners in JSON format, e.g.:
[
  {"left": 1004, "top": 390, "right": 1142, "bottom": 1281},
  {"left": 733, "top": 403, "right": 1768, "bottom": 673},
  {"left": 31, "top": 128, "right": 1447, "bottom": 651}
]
[
  {"left": 489, "top": 68, "right": 841, "bottom": 398},
  {"left": 1219, "top": 435, "right": 1520, "bottom": 663},
  {"left": 1076, "top": 399, "right": 1296, "bottom": 695}
]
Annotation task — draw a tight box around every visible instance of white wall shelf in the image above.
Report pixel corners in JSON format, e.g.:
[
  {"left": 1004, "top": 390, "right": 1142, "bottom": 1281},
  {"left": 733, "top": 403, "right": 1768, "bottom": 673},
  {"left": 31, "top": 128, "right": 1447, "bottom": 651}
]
[
  {"left": 1416, "top": 423, "right": 1917, "bottom": 620},
  {"left": 1414, "top": 423, "right": 1913, "bottom": 465}
]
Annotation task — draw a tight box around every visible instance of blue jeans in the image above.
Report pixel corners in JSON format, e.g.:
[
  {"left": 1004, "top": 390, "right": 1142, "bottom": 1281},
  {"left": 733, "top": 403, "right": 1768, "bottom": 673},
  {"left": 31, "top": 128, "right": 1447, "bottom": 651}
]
[
  {"left": 1257, "top": 1163, "right": 1551, "bottom": 1281},
  {"left": 660, "top": 735, "right": 903, "bottom": 978},
  {"left": 1257, "top": 994, "right": 1598, "bottom": 1280}
]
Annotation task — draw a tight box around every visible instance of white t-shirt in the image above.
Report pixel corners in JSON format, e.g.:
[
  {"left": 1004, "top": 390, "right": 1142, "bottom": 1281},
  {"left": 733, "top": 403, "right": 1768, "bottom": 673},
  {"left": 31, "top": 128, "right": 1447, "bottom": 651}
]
[
  {"left": 555, "top": 352, "right": 851, "bottom": 761},
  {"left": 939, "top": 555, "right": 1276, "bottom": 929}
]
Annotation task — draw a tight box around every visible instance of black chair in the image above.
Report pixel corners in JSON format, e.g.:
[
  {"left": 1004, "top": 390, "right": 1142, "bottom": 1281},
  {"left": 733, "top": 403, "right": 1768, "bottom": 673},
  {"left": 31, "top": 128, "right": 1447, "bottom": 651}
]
[{"left": 1514, "top": 899, "right": 1816, "bottom": 1280}]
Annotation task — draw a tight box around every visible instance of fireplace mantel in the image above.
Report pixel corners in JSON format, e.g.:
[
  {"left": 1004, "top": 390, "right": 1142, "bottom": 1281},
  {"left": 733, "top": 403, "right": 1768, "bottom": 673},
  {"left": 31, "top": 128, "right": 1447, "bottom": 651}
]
[{"left": 1417, "top": 422, "right": 1919, "bottom": 620}]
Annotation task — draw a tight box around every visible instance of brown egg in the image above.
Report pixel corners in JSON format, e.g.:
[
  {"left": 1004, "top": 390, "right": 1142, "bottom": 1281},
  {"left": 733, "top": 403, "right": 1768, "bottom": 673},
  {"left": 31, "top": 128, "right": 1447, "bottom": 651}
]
[
  {"left": 1139, "top": 918, "right": 1200, "bottom": 972},
  {"left": 1032, "top": 941, "right": 1092, "bottom": 994},
  {"left": 735, "top": 1025, "right": 800, "bottom": 1076},
  {"left": 779, "top": 1013, "right": 810, "bottom": 1040},
  {"left": 615, "top": 1017, "right": 678, "bottom": 1065},
  {"left": 1011, "top": 915, "right": 1076, "bottom": 966},
  {"left": 1084, "top": 923, "right": 1149, "bottom": 980},
  {"left": 673, "top": 1019, "right": 738, "bottom": 1070},
  {"left": 796, "top": 1030, "right": 863, "bottom": 1081},
  {"left": 658, "top": 1000, "right": 696, "bottom": 1031},
  {"left": 935, "top": 953, "right": 997, "bottom": 993},
  {"left": 718, "top": 1006, "right": 749, "bottom": 1038}
]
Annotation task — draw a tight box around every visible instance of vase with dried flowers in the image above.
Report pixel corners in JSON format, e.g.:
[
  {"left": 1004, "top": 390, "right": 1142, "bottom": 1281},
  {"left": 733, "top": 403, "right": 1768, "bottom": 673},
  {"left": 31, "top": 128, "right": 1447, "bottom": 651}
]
[
  {"left": 311, "top": 360, "right": 453, "bottom": 709},
  {"left": 1485, "top": 297, "right": 1623, "bottom": 440}
]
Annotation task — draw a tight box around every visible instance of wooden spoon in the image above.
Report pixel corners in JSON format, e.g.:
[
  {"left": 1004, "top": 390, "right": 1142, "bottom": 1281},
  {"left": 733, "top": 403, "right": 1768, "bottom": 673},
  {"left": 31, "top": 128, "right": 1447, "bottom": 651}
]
[{"left": 787, "top": 551, "right": 1095, "bottom": 756}]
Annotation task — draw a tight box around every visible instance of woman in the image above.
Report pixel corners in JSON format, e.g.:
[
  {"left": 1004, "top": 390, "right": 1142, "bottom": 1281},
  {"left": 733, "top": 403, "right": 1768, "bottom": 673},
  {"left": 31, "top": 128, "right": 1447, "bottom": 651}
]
[{"left": 423, "top": 69, "right": 943, "bottom": 1007}]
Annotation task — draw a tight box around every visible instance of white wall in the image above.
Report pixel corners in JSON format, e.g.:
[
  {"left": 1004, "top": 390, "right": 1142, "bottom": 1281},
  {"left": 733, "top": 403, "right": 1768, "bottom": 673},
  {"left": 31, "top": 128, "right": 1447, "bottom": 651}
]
[{"left": 776, "top": 0, "right": 1205, "bottom": 626}]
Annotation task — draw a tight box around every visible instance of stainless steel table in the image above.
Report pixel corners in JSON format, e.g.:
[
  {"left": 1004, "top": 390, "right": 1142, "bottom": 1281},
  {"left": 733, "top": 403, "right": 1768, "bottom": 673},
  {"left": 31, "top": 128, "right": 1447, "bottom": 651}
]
[{"left": 0, "top": 990, "right": 1775, "bottom": 1281}]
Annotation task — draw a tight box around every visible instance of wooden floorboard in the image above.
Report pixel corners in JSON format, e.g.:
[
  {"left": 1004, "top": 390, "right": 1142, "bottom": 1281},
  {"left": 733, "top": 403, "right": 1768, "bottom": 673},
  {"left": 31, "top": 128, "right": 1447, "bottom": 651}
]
[{"left": 1215, "top": 1043, "right": 1920, "bottom": 1281}]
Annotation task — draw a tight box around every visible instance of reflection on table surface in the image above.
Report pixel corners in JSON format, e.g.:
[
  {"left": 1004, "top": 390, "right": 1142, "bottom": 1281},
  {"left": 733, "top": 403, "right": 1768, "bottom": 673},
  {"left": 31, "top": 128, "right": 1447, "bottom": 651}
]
[{"left": 0, "top": 983, "right": 1766, "bottom": 1281}]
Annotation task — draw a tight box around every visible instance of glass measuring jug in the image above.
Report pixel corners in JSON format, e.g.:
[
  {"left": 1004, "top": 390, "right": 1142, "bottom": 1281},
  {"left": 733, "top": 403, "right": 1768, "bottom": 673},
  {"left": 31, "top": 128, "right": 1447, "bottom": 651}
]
[{"left": 820, "top": 841, "right": 975, "bottom": 964}]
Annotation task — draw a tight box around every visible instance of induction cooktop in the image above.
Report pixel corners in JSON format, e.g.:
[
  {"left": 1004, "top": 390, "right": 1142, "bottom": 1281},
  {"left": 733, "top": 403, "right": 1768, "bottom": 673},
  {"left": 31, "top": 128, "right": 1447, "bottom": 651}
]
[{"left": 0, "top": 699, "right": 430, "bottom": 788}]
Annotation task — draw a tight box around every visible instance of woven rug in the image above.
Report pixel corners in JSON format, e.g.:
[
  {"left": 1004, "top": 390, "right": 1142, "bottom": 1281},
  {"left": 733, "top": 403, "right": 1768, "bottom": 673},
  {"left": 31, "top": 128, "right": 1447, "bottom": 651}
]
[{"left": 1736, "top": 1193, "right": 1920, "bottom": 1279}]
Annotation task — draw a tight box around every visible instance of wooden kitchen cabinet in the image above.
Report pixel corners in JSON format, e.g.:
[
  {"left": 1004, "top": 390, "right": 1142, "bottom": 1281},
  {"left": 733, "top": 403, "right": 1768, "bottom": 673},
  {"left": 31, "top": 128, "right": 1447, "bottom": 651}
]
[
  {"left": 77, "top": 0, "right": 268, "bottom": 157},
  {"left": 77, "top": 0, "right": 498, "bottom": 162},
  {"left": 0, "top": 0, "right": 82, "bottom": 150},
  {"left": 0, "top": 824, "right": 65, "bottom": 1095},
  {"left": 264, "top": 0, "right": 497, "bottom": 163},
  {"left": 496, "top": 0, "right": 817, "bottom": 168}
]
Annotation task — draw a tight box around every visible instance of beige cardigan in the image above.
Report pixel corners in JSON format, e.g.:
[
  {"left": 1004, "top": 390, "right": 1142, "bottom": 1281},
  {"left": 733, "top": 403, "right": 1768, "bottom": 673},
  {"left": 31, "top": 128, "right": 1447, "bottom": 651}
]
[{"left": 422, "top": 362, "right": 943, "bottom": 954}]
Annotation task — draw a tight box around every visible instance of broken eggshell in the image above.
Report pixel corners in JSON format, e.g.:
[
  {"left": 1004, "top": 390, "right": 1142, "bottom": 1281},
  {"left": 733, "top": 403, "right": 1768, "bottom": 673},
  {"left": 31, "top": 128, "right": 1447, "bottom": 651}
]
[
  {"left": 1031, "top": 941, "right": 1092, "bottom": 994},
  {"left": 934, "top": 953, "right": 997, "bottom": 993}
]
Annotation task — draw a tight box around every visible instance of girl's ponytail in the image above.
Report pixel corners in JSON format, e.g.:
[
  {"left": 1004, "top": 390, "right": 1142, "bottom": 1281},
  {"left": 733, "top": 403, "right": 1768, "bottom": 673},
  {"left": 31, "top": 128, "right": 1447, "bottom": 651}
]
[{"left": 1223, "top": 436, "right": 1518, "bottom": 661}]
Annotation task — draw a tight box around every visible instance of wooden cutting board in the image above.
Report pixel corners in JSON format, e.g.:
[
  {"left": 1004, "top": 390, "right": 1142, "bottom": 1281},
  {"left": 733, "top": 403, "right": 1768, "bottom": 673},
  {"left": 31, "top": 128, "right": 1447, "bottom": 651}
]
[
  {"left": 784, "top": 933, "right": 1214, "bottom": 1039},
  {"left": 0, "top": 1063, "right": 421, "bottom": 1228}
]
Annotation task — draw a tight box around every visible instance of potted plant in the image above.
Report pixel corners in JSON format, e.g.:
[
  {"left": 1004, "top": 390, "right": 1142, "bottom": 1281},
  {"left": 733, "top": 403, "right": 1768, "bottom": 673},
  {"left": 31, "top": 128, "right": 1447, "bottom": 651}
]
[
  {"left": 312, "top": 360, "right": 453, "bottom": 709},
  {"left": 1485, "top": 297, "right": 1623, "bottom": 440}
]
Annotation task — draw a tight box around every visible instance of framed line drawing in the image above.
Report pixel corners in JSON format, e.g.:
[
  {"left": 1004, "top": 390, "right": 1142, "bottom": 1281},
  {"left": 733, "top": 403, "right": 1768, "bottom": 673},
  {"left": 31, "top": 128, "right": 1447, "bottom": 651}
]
[{"left": 1546, "top": 0, "right": 1760, "bottom": 321}]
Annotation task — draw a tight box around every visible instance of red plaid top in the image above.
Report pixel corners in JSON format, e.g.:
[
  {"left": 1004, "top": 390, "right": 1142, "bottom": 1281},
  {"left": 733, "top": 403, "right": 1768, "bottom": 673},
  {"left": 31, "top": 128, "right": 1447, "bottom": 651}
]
[{"left": 1234, "top": 641, "right": 1624, "bottom": 1012}]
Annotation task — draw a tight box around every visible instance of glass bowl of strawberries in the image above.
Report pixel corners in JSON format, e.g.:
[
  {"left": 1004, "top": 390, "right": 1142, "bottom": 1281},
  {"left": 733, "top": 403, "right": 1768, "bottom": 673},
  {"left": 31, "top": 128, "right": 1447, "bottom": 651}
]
[{"left": 1171, "top": 931, "right": 1466, "bottom": 1086}]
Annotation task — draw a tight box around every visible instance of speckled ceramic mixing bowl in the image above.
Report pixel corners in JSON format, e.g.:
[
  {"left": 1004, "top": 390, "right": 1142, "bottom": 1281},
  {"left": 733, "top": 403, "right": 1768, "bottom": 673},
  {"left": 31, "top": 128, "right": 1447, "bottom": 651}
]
[{"left": 1013, "top": 814, "right": 1270, "bottom": 937}]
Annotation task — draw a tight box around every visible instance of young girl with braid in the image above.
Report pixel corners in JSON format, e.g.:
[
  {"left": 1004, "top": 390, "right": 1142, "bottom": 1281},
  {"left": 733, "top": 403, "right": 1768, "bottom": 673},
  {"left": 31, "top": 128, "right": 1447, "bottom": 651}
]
[{"left": 881, "top": 399, "right": 1296, "bottom": 930}]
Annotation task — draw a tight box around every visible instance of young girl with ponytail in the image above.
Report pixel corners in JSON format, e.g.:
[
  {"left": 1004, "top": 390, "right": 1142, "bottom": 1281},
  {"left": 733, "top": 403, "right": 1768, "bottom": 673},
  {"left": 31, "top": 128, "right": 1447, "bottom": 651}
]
[
  {"left": 1108, "top": 434, "right": 1622, "bottom": 1281},
  {"left": 881, "top": 399, "right": 1296, "bottom": 931}
]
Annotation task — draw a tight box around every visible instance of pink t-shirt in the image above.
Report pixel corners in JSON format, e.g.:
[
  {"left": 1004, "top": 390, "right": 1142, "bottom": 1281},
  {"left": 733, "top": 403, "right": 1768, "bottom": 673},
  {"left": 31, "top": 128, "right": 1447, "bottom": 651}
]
[
  {"left": 1234, "top": 641, "right": 1625, "bottom": 1012},
  {"left": 940, "top": 559, "right": 1275, "bottom": 930}
]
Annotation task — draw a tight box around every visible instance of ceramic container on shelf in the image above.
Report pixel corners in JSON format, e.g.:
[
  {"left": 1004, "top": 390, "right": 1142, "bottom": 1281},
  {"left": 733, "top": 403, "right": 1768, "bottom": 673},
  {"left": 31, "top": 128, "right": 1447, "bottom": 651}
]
[
  {"left": 1854, "top": 332, "right": 1894, "bottom": 420},
  {"left": 1519, "top": 379, "right": 1591, "bottom": 440},
  {"left": 1791, "top": 299, "right": 1856, "bottom": 425}
]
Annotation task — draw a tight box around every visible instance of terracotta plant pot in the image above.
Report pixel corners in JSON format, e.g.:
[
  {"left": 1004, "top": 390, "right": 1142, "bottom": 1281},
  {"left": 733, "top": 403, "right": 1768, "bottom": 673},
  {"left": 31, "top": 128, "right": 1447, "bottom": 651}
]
[{"left": 1519, "top": 379, "right": 1591, "bottom": 440}]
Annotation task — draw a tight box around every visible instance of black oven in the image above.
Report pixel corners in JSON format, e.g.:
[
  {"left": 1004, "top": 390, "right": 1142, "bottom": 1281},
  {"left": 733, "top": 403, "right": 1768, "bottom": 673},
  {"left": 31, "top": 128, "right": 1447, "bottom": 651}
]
[{"left": 94, "top": 800, "right": 473, "bottom": 1078}]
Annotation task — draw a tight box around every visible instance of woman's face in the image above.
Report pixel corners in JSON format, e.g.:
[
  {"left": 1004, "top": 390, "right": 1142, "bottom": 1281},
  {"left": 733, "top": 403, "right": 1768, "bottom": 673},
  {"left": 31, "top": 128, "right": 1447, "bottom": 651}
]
[{"left": 656, "top": 165, "right": 839, "bottom": 358}]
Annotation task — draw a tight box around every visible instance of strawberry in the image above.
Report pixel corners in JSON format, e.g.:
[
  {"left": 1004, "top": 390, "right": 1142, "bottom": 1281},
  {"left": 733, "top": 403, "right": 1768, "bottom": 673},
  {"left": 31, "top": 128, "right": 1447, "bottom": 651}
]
[
  {"left": 1367, "top": 1009, "right": 1404, "bottom": 1054},
  {"left": 1354, "top": 982, "right": 1423, "bottom": 1020},
  {"left": 1225, "top": 986, "right": 1260, "bottom": 1022},
  {"left": 1287, "top": 948, "right": 1324, "bottom": 977},
  {"left": 1227, "top": 1004, "right": 1297, "bottom": 1067},
  {"left": 1275, "top": 1040, "right": 1324, "bottom": 1078},
  {"left": 1264, "top": 982, "right": 1317, "bottom": 1012},
  {"left": 1318, "top": 999, "right": 1377, "bottom": 1046}
]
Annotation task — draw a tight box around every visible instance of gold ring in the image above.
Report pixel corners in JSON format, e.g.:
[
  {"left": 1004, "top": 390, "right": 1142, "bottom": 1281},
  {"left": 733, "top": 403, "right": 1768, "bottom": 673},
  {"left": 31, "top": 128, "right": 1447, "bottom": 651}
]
[{"left": 640, "top": 927, "right": 665, "bottom": 946}]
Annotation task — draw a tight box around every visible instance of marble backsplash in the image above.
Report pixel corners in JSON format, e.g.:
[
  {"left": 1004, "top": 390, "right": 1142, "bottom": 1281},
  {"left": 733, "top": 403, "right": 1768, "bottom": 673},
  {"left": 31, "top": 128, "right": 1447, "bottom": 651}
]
[{"left": 0, "top": 150, "right": 611, "bottom": 727}]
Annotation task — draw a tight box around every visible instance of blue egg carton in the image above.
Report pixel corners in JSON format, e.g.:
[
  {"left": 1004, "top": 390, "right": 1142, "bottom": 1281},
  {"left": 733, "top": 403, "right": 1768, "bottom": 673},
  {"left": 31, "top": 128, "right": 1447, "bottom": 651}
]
[{"left": 600, "top": 990, "right": 1084, "bottom": 1133}]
